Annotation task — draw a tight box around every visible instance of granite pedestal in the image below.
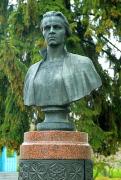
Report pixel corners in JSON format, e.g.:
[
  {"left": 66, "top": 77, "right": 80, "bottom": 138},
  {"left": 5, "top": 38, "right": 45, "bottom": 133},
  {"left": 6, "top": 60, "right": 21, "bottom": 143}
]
[{"left": 19, "top": 131, "right": 93, "bottom": 180}]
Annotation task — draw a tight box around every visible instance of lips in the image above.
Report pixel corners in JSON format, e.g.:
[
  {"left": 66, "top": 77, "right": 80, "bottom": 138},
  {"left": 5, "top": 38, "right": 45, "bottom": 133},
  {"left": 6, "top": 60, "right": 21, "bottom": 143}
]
[{"left": 48, "top": 36, "right": 56, "bottom": 39}]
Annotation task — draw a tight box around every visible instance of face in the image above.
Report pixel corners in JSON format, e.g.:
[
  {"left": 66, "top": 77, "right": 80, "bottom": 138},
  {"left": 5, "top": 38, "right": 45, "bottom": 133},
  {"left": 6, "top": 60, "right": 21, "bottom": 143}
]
[{"left": 42, "top": 16, "right": 66, "bottom": 47}]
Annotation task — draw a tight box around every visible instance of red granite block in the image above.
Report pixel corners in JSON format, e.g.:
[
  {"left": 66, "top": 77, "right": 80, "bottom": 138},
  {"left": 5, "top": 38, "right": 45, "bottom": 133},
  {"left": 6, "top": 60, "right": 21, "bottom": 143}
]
[{"left": 20, "top": 131, "right": 92, "bottom": 160}]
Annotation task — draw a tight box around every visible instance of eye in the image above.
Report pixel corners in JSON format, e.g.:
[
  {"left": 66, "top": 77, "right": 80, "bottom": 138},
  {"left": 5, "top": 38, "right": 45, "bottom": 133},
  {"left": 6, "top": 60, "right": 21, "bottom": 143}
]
[
  {"left": 53, "top": 25, "right": 62, "bottom": 29},
  {"left": 43, "top": 25, "right": 50, "bottom": 30}
]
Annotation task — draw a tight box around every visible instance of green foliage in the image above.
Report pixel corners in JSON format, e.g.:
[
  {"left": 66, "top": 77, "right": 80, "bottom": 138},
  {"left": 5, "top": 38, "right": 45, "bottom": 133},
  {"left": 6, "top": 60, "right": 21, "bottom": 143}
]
[
  {"left": 1, "top": 88, "right": 29, "bottom": 151},
  {"left": 71, "top": 97, "right": 118, "bottom": 155},
  {"left": 7, "top": 148, "right": 15, "bottom": 157},
  {"left": 0, "top": 0, "right": 121, "bottom": 154},
  {"left": 94, "top": 162, "right": 121, "bottom": 179},
  {"left": 72, "top": 0, "right": 121, "bottom": 155}
]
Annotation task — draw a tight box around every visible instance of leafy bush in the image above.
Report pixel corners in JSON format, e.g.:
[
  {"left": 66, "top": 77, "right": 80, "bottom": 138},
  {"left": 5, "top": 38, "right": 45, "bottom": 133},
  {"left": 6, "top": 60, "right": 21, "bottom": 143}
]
[{"left": 94, "top": 161, "right": 121, "bottom": 179}]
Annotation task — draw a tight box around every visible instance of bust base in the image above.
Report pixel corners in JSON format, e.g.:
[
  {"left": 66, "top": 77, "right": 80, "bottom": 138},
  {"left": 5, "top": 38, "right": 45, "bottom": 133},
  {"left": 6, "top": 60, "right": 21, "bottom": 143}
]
[
  {"left": 37, "top": 121, "right": 75, "bottom": 131},
  {"left": 37, "top": 106, "right": 75, "bottom": 131}
]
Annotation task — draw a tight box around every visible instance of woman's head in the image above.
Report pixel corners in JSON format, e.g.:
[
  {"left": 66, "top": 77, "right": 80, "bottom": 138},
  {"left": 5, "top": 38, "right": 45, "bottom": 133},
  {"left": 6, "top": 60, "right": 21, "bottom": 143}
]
[{"left": 41, "top": 11, "right": 71, "bottom": 38}]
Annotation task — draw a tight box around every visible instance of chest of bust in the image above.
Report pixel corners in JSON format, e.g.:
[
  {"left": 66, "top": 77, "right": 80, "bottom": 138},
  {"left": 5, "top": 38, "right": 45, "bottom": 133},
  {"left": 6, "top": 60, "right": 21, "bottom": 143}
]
[{"left": 33, "top": 59, "right": 68, "bottom": 106}]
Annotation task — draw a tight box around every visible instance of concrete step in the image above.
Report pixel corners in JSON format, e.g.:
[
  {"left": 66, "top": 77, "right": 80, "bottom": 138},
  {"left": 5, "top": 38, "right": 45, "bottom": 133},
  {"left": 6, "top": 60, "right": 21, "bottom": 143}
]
[{"left": 0, "top": 172, "right": 18, "bottom": 180}]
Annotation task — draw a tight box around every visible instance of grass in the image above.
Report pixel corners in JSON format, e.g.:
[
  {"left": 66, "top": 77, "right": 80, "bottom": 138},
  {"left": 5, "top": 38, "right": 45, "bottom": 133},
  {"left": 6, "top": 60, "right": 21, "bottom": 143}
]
[
  {"left": 94, "top": 162, "right": 121, "bottom": 179},
  {"left": 95, "top": 178, "right": 121, "bottom": 180},
  {"left": 93, "top": 148, "right": 121, "bottom": 179}
]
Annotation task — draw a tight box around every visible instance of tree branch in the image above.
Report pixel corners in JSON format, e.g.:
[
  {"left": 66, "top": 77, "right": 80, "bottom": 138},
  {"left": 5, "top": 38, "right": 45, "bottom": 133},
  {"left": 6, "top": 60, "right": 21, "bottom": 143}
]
[{"left": 102, "top": 36, "right": 121, "bottom": 54}]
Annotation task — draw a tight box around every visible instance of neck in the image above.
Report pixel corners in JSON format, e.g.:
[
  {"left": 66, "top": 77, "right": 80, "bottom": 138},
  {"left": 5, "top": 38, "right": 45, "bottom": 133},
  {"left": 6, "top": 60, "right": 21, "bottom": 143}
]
[{"left": 47, "top": 44, "right": 67, "bottom": 60}]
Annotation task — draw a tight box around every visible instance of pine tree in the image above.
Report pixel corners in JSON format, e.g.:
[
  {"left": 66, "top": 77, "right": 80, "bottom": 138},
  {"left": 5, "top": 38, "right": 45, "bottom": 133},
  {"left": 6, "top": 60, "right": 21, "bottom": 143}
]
[{"left": 0, "top": 0, "right": 121, "bottom": 155}]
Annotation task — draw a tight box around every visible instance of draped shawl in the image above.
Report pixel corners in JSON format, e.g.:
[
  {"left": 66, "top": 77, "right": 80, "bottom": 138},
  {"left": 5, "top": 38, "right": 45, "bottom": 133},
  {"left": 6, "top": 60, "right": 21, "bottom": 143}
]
[{"left": 24, "top": 53, "right": 102, "bottom": 106}]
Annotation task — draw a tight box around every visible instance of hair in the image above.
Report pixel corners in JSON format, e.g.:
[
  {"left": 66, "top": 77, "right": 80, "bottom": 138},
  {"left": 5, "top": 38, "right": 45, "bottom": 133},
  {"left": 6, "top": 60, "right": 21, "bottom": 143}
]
[{"left": 41, "top": 11, "right": 71, "bottom": 37}]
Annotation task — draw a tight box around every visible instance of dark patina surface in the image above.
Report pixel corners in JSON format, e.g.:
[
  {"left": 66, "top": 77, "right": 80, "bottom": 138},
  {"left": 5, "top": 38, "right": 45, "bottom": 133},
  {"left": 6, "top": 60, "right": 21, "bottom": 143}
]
[
  {"left": 23, "top": 11, "right": 101, "bottom": 131},
  {"left": 19, "top": 11, "right": 102, "bottom": 180}
]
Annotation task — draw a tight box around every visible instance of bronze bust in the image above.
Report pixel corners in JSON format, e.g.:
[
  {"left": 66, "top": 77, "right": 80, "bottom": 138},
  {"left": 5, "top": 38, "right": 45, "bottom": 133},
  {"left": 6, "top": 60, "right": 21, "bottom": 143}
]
[{"left": 24, "top": 11, "right": 102, "bottom": 130}]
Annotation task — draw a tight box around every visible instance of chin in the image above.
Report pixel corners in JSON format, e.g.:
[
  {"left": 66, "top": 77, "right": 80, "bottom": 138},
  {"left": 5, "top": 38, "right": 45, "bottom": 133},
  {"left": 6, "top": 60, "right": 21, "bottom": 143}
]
[{"left": 48, "top": 42, "right": 59, "bottom": 47}]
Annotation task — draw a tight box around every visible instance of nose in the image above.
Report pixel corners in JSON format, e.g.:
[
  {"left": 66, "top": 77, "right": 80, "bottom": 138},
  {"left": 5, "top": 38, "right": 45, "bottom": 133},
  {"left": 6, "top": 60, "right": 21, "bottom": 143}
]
[{"left": 49, "top": 26, "right": 55, "bottom": 33}]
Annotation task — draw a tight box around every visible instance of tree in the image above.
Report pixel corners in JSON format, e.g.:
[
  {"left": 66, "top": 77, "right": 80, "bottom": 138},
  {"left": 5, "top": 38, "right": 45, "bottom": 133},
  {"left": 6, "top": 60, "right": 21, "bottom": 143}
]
[
  {"left": 0, "top": 0, "right": 121, "bottom": 155},
  {"left": 0, "top": 0, "right": 30, "bottom": 151},
  {"left": 71, "top": 0, "right": 121, "bottom": 155}
]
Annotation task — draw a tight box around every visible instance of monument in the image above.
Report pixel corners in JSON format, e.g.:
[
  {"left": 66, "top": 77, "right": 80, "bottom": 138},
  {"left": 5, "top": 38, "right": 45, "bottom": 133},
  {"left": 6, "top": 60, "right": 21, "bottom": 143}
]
[{"left": 19, "top": 11, "right": 102, "bottom": 180}]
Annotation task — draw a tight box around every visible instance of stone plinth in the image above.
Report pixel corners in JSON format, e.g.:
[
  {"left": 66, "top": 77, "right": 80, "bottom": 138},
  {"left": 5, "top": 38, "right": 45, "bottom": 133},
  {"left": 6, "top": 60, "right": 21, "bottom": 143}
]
[{"left": 19, "top": 131, "right": 93, "bottom": 180}]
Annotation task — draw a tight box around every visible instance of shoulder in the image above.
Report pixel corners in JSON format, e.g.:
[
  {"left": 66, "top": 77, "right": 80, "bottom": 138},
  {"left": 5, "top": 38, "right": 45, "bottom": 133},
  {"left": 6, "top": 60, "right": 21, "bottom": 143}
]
[
  {"left": 28, "top": 61, "right": 41, "bottom": 72},
  {"left": 68, "top": 53, "right": 93, "bottom": 66},
  {"left": 24, "top": 60, "right": 43, "bottom": 82},
  {"left": 25, "top": 60, "right": 43, "bottom": 77}
]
